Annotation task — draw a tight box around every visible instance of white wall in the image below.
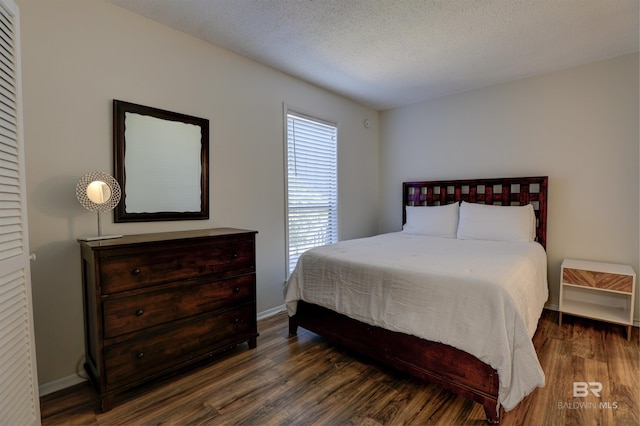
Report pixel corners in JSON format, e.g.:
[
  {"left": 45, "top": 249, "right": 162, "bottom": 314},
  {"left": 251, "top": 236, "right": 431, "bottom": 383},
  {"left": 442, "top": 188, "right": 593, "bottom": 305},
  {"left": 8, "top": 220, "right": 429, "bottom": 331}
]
[
  {"left": 379, "top": 53, "right": 639, "bottom": 322},
  {"left": 17, "top": 0, "right": 379, "bottom": 389}
]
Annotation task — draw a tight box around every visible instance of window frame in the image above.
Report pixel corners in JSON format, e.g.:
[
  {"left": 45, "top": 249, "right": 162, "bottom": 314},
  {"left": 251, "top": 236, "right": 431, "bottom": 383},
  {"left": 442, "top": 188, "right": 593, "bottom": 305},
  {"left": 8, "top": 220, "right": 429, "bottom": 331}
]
[{"left": 283, "top": 105, "right": 339, "bottom": 276}]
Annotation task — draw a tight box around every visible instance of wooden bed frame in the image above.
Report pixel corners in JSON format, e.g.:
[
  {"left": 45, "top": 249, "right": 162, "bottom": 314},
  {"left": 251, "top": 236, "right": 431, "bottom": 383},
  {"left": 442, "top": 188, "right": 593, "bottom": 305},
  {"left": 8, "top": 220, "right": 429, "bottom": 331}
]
[{"left": 288, "top": 176, "right": 548, "bottom": 424}]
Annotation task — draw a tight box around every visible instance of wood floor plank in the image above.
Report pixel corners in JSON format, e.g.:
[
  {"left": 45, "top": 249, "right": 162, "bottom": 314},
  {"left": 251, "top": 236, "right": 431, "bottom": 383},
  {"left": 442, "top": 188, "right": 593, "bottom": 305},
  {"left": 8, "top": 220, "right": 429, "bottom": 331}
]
[
  {"left": 570, "top": 319, "right": 608, "bottom": 362},
  {"left": 365, "top": 379, "right": 423, "bottom": 424},
  {"left": 40, "top": 309, "right": 639, "bottom": 425},
  {"left": 306, "top": 365, "right": 395, "bottom": 425}
]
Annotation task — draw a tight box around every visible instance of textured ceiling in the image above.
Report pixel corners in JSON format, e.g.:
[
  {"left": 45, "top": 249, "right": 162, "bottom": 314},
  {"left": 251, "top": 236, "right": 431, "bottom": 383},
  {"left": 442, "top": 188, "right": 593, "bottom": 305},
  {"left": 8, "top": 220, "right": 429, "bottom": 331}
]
[{"left": 107, "top": 0, "right": 639, "bottom": 110}]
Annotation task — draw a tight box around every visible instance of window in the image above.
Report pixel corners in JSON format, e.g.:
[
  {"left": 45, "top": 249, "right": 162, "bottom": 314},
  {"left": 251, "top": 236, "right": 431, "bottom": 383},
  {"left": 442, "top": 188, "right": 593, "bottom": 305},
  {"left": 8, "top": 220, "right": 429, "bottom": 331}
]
[{"left": 285, "top": 110, "right": 338, "bottom": 274}]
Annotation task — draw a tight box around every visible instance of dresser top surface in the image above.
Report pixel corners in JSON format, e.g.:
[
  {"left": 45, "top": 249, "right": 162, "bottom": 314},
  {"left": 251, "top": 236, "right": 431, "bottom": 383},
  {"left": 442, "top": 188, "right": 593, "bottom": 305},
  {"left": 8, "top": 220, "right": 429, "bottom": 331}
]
[{"left": 78, "top": 228, "right": 257, "bottom": 249}]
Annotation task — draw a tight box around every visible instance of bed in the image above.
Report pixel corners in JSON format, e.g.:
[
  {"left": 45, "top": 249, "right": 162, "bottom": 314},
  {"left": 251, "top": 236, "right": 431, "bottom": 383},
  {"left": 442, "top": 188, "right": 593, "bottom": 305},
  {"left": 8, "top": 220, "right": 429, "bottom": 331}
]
[{"left": 284, "top": 176, "right": 548, "bottom": 424}]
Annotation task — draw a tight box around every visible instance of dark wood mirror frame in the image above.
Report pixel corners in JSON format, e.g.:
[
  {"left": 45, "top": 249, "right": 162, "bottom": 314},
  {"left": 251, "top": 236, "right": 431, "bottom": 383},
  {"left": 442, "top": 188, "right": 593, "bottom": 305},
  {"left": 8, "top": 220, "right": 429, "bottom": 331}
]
[{"left": 113, "top": 100, "right": 209, "bottom": 222}]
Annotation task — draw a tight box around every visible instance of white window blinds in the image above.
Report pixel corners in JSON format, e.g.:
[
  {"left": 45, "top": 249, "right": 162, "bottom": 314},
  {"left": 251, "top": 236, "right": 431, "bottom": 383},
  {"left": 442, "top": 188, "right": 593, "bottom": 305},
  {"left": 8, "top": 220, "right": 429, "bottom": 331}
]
[{"left": 286, "top": 111, "right": 338, "bottom": 274}]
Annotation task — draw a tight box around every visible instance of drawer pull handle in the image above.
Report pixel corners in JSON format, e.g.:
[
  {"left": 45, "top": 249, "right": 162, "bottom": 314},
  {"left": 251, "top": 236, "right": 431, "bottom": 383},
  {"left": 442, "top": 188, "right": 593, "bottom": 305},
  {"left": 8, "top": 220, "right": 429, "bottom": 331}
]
[
  {"left": 234, "top": 318, "right": 240, "bottom": 323},
  {"left": 131, "top": 268, "right": 141, "bottom": 275},
  {"left": 233, "top": 287, "right": 240, "bottom": 293},
  {"left": 135, "top": 309, "right": 144, "bottom": 316},
  {"left": 232, "top": 253, "right": 238, "bottom": 259},
  {"left": 136, "top": 352, "right": 144, "bottom": 359}
]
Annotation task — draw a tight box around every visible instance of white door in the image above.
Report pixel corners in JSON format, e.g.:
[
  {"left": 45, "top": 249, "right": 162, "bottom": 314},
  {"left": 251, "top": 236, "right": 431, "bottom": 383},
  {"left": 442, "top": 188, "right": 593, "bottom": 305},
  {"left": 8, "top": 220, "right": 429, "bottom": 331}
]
[{"left": 0, "top": 0, "right": 41, "bottom": 425}]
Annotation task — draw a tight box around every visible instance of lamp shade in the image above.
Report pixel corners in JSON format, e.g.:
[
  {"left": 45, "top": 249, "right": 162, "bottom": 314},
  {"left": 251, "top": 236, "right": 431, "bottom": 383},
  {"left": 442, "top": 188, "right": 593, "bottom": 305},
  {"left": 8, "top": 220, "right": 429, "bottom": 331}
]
[{"left": 76, "top": 171, "right": 121, "bottom": 212}]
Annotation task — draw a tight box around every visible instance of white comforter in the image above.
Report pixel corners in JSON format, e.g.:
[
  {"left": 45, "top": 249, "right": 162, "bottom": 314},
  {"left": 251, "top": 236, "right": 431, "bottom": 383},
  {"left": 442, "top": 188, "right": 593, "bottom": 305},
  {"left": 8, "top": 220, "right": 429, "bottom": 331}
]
[{"left": 284, "top": 232, "right": 548, "bottom": 411}]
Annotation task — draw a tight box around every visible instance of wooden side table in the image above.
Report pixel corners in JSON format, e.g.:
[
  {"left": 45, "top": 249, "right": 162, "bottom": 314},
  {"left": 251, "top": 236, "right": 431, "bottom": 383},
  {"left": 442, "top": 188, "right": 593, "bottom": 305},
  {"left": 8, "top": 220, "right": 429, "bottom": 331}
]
[{"left": 559, "top": 259, "right": 636, "bottom": 340}]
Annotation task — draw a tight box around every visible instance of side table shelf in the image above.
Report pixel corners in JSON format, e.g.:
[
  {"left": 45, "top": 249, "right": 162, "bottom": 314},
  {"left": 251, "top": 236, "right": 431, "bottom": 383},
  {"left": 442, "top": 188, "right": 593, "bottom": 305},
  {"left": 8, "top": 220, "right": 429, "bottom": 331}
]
[{"left": 559, "top": 259, "right": 636, "bottom": 340}]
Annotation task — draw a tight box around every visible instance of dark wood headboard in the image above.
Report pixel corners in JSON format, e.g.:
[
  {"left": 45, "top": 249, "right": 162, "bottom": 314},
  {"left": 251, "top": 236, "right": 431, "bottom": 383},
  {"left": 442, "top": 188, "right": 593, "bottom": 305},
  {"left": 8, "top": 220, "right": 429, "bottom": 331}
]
[{"left": 403, "top": 176, "right": 548, "bottom": 249}]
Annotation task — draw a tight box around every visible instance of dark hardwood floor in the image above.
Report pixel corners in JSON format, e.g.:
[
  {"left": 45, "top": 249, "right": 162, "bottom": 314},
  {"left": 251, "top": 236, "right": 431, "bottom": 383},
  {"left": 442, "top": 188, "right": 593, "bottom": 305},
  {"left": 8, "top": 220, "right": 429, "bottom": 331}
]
[{"left": 40, "top": 309, "right": 639, "bottom": 425}]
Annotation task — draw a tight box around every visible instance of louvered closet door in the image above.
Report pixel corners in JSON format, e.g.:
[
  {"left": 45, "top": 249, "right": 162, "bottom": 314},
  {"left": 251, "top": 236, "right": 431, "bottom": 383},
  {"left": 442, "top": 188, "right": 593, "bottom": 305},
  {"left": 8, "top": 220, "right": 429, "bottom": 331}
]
[{"left": 0, "top": 0, "right": 41, "bottom": 425}]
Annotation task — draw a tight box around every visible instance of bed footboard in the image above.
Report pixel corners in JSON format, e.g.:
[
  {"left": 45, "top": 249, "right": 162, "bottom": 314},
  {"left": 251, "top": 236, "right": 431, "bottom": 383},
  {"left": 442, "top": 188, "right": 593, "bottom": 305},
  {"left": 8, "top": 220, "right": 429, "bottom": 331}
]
[{"left": 289, "top": 301, "right": 501, "bottom": 424}]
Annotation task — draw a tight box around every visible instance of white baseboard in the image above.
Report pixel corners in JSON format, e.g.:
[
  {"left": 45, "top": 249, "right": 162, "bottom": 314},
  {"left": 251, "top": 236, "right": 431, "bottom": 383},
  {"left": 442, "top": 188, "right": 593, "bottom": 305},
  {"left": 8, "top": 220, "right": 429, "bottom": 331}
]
[
  {"left": 39, "top": 374, "right": 86, "bottom": 397},
  {"left": 257, "top": 304, "right": 286, "bottom": 320}
]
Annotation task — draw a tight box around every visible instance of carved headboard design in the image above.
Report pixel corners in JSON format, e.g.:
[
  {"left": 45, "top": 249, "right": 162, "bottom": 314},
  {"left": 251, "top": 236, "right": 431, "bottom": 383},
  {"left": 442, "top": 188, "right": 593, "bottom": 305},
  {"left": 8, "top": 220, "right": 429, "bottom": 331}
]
[{"left": 403, "top": 176, "right": 548, "bottom": 249}]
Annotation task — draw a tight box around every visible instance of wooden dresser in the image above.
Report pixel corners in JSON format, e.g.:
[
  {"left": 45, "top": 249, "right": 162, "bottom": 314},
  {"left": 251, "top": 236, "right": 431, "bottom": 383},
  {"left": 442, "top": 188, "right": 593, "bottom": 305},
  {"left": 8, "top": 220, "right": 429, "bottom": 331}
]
[{"left": 79, "top": 228, "right": 258, "bottom": 411}]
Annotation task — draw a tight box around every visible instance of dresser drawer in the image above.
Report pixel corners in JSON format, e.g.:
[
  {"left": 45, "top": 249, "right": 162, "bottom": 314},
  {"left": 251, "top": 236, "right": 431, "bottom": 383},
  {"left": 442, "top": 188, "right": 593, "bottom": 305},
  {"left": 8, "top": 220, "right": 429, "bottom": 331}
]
[
  {"left": 99, "top": 240, "right": 254, "bottom": 294},
  {"left": 102, "top": 274, "right": 255, "bottom": 338},
  {"left": 104, "top": 304, "right": 255, "bottom": 385},
  {"left": 563, "top": 268, "right": 633, "bottom": 293}
]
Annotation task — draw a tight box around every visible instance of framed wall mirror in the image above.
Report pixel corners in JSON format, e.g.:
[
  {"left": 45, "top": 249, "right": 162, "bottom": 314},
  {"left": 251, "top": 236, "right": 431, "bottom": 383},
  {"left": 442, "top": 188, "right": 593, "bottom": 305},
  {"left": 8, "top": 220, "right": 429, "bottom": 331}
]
[{"left": 113, "top": 100, "right": 209, "bottom": 222}]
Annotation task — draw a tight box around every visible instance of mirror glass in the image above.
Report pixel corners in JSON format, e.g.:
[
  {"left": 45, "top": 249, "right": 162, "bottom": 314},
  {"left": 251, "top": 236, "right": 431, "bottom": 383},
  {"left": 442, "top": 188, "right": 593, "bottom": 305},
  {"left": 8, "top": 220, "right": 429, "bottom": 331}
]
[
  {"left": 86, "top": 180, "right": 111, "bottom": 204},
  {"left": 124, "top": 112, "right": 201, "bottom": 213},
  {"left": 113, "top": 100, "right": 209, "bottom": 222}
]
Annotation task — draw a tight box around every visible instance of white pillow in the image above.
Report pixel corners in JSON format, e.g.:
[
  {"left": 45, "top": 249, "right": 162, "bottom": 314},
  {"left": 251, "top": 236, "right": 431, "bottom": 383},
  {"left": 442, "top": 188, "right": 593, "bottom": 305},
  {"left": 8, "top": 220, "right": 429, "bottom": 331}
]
[
  {"left": 456, "top": 201, "right": 536, "bottom": 243},
  {"left": 403, "top": 203, "right": 459, "bottom": 238}
]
